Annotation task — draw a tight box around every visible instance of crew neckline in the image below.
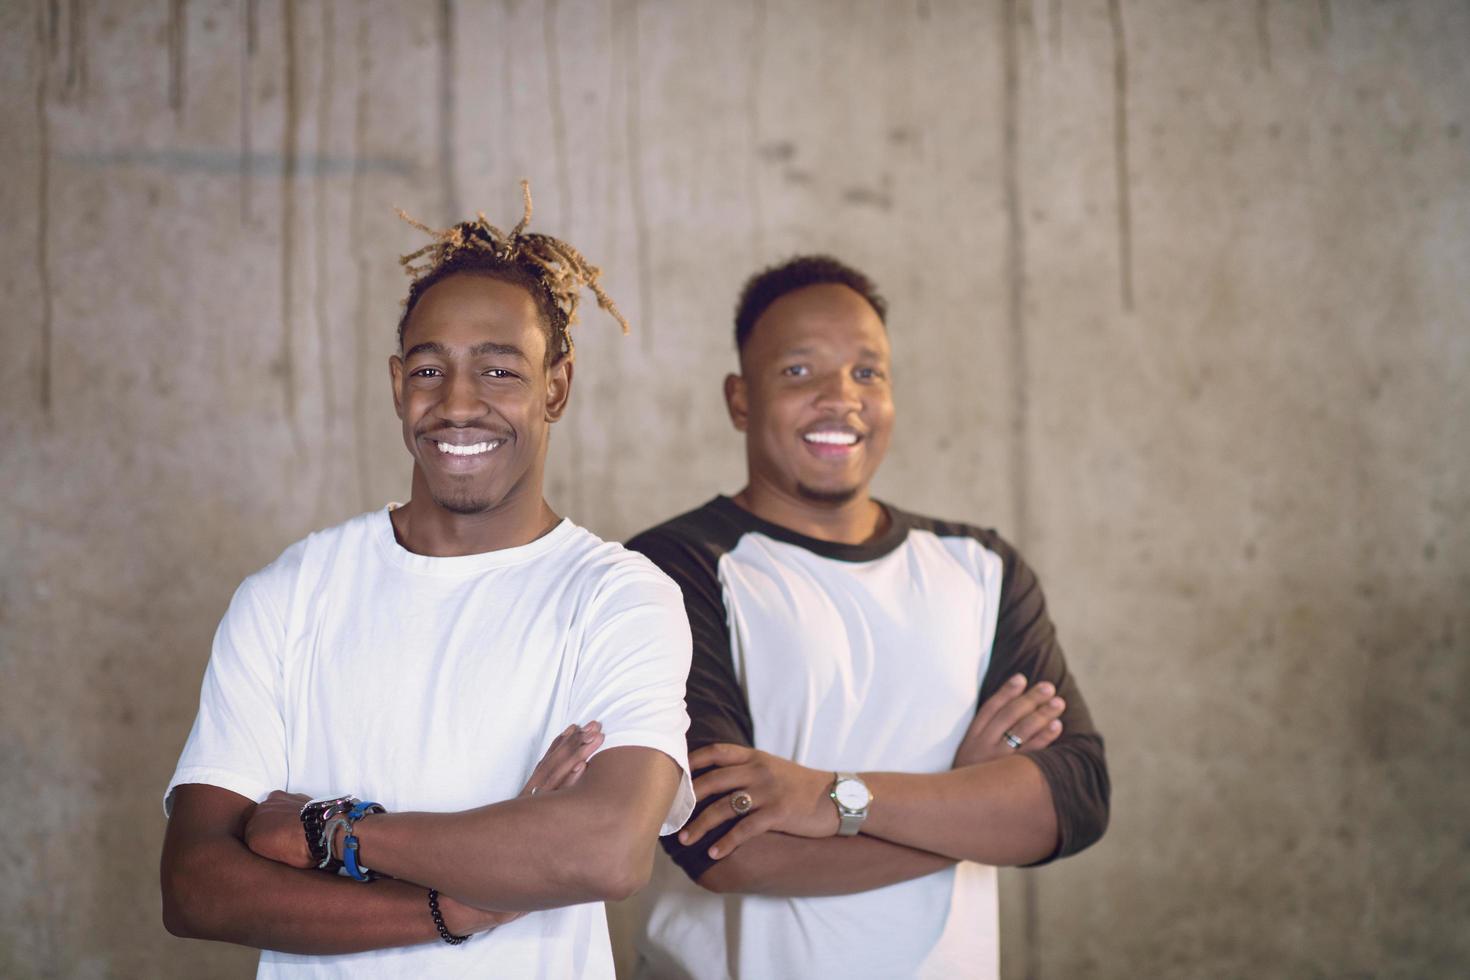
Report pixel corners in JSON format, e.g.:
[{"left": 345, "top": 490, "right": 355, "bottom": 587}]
[
  {"left": 371, "top": 505, "right": 578, "bottom": 575},
  {"left": 710, "top": 495, "right": 910, "bottom": 563}
]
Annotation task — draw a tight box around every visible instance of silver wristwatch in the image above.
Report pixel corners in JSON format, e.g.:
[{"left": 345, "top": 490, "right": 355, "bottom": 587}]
[{"left": 830, "top": 772, "right": 872, "bottom": 836}]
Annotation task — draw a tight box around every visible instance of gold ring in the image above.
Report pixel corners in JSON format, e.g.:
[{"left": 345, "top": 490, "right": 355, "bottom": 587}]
[{"left": 730, "top": 791, "right": 754, "bottom": 815}]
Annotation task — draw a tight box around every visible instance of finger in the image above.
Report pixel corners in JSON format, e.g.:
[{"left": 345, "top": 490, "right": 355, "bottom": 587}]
[
  {"left": 987, "top": 682, "right": 1057, "bottom": 740},
  {"left": 678, "top": 790, "right": 756, "bottom": 844},
  {"left": 691, "top": 764, "right": 758, "bottom": 803},
  {"left": 970, "top": 674, "right": 1028, "bottom": 736},
  {"left": 706, "top": 811, "right": 774, "bottom": 861},
  {"left": 1000, "top": 697, "right": 1064, "bottom": 751},
  {"left": 544, "top": 730, "right": 605, "bottom": 792},
  {"left": 1019, "top": 718, "right": 1064, "bottom": 753},
  {"left": 521, "top": 724, "right": 580, "bottom": 796},
  {"left": 689, "top": 743, "right": 752, "bottom": 771}
]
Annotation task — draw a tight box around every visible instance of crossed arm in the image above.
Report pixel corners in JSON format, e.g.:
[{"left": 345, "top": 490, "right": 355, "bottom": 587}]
[
  {"left": 683, "top": 676, "right": 1070, "bottom": 896},
  {"left": 161, "top": 730, "right": 680, "bottom": 954}
]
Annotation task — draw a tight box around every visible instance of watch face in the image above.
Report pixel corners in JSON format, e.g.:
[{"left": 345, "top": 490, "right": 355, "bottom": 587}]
[{"left": 834, "top": 780, "right": 870, "bottom": 810}]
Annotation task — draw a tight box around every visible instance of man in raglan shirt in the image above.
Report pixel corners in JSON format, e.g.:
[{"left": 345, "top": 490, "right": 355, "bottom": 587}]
[
  {"left": 160, "top": 188, "right": 694, "bottom": 979},
  {"left": 626, "top": 255, "right": 1110, "bottom": 979}
]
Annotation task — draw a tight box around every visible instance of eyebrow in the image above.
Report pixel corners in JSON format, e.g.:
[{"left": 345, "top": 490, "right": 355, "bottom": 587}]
[{"left": 403, "top": 340, "right": 530, "bottom": 362}]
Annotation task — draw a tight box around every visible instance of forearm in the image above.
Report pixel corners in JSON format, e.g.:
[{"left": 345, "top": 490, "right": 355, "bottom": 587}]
[
  {"left": 163, "top": 830, "right": 443, "bottom": 954},
  {"left": 351, "top": 747, "right": 679, "bottom": 910},
  {"left": 860, "top": 755, "right": 1058, "bottom": 866},
  {"left": 697, "top": 830, "right": 954, "bottom": 897}
]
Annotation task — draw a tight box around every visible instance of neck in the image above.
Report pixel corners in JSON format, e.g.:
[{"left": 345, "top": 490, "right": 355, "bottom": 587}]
[
  {"left": 732, "top": 478, "right": 887, "bottom": 546},
  {"left": 390, "top": 470, "right": 560, "bottom": 557}
]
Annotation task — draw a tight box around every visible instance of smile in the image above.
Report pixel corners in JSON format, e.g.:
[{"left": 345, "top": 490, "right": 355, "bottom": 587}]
[
  {"left": 803, "top": 431, "right": 859, "bottom": 446},
  {"left": 436, "top": 440, "right": 502, "bottom": 457}
]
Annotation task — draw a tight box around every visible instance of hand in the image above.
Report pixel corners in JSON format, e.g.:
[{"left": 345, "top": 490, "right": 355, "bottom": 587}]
[
  {"left": 520, "top": 722, "right": 604, "bottom": 797},
  {"left": 952, "top": 674, "right": 1065, "bottom": 768},
  {"left": 243, "top": 791, "right": 315, "bottom": 868},
  {"left": 677, "top": 744, "right": 838, "bottom": 861}
]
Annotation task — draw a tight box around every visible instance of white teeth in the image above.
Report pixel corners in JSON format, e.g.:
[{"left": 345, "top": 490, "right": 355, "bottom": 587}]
[
  {"left": 803, "top": 431, "right": 859, "bottom": 446},
  {"left": 436, "top": 440, "right": 499, "bottom": 456}
]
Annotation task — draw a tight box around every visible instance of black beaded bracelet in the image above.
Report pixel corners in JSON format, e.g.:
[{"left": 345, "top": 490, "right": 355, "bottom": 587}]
[{"left": 427, "top": 888, "right": 470, "bottom": 946}]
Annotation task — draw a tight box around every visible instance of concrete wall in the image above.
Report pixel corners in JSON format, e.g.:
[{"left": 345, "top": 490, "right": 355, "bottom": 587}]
[{"left": 1, "top": 1, "right": 1466, "bottom": 976}]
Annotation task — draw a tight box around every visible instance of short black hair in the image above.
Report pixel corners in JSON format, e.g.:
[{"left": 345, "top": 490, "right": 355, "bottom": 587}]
[{"left": 733, "top": 254, "right": 887, "bottom": 352}]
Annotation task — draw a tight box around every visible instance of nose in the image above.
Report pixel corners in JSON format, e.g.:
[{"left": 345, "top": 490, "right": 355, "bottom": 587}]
[
  {"left": 435, "top": 368, "right": 487, "bottom": 424},
  {"left": 813, "top": 369, "right": 862, "bottom": 412}
]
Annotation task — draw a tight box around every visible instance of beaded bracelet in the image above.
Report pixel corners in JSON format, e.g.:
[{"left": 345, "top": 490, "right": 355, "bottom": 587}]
[{"left": 427, "top": 888, "right": 470, "bottom": 945}]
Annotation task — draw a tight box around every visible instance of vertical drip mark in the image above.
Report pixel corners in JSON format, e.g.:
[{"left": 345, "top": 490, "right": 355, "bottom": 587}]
[
  {"left": 1318, "top": 0, "right": 1332, "bottom": 36},
  {"left": 1048, "top": 0, "right": 1061, "bottom": 57},
  {"left": 65, "top": 0, "right": 85, "bottom": 99},
  {"left": 315, "top": 0, "right": 337, "bottom": 452},
  {"left": 544, "top": 0, "right": 573, "bottom": 225},
  {"left": 1001, "top": 0, "right": 1030, "bottom": 549},
  {"left": 622, "top": 0, "right": 653, "bottom": 353},
  {"left": 36, "top": 2, "right": 54, "bottom": 418},
  {"left": 745, "top": 0, "right": 767, "bottom": 263},
  {"left": 47, "top": 0, "right": 60, "bottom": 56},
  {"left": 1256, "top": 0, "right": 1272, "bottom": 73},
  {"left": 351, "top": 10, "right": 375, "bottom": 511},
  {"left": 280, "top": 0, "right": 300, "bottom": 433},
  {"left": 542, "top": 0, "right": 581, "bottom": 517},
  {"left": 240, "top": 0, "right": 257, "bottom": 224},
  {"left": 437, "top": 0, "right": 459, "bottom": 223},
  {"left": 1108, "top": 0, "right": 1134, "bottom": 313},
  {"left": 168, "top": 0, "right": 187, "bottom": 118}
]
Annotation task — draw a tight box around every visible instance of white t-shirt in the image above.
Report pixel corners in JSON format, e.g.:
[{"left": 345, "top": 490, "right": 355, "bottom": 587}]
[{"left": 166, "top": 507, "right": 695, "bottom": 979}]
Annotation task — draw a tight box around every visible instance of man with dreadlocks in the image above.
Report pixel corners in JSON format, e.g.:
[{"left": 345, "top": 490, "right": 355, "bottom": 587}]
[
  {"left": 160, "top": 183, "right": 693, "bottom": 978},
  {"left": 624, "top": 256, "right": 1109, "bottom": 978}
]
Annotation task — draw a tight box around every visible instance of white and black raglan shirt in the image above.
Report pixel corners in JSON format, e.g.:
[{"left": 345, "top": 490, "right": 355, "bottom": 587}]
[{"left": 626, "top": 495, "right": 1109, "bottom": 980}]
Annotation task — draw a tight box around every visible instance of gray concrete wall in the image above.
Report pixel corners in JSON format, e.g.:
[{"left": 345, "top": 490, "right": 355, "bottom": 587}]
[{"left": 1, "top": 1, "right": 1466, "bottom": 977}]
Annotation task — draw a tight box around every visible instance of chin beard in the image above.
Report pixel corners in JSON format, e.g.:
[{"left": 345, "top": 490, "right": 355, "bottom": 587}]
[
  {"left": 796, "top": 482, "right": 861, "bottom": 505},
  {"left": 431, "top": 487, "right": 496, "bottom": 515}
]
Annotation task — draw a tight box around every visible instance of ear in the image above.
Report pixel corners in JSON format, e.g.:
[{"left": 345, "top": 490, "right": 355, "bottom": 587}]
[
  {"left": 724, "top": 372, "right": 749, "bottom": 432},
  {"left": 389, "top": 354, "right": 406, "bottom": 420},
  {"left": 544, "top": 357, "right": 574, "bottom": 422}
]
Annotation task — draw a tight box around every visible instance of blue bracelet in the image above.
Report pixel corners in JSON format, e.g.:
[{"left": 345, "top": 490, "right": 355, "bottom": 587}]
[{"left": 342, "top": 801, "right": 385, "bottom": 882}]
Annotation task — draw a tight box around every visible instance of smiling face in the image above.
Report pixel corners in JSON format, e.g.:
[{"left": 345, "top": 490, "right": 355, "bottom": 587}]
[
  {"left": 389, "top": 273, "right": 570, "bottom": 518},
  {"left": 727, "top": 282, "right": 894, "bottom": 508}
]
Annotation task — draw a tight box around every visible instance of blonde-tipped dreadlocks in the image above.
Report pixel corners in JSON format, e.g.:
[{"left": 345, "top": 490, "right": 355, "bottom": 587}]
[{"left": 394, "top": 180, "right": 630, "bottom": 361}]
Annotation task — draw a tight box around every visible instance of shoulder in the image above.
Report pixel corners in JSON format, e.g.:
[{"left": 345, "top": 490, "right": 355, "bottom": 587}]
[
  {"left": 892, "top": 505, "right": 1028, "bottom": 566},
  {"left": 231, "top": 509, "right": 384, "bottom": 613},
  {"left": 556, "top": 522, "right": 686, "bottom": 608},
  {"left": 627, "top": 498, "right": 750, "bottom": 558}
]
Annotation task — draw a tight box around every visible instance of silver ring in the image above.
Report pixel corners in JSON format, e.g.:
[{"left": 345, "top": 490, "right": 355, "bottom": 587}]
[
  {"left": 1002, "top": 731, "right": 1023, "bottom": 750},
  {"left": 529, "top": 786, "right": 539, "bottom": 796},
  {"left": 730, "top": 791, "right": 754, "bottom": 816}
]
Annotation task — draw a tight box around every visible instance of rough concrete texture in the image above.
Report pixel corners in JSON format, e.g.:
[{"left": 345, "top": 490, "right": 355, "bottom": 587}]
[{"left": 1, "top": 1, "right": 1466, "bottom": 977}]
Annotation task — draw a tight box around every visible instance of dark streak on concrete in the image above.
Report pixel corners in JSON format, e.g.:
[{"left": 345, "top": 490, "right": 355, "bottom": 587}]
[
  {"left": 315, "top": 0, "right": 337, "bottom": 449},
  {"left": 47, "top": 0, "right": 60, "bottom": 56},
  {"left": 543, "top": 0, "right": 581, "bottom": 516},
  {"left": 437, "top": 0, "right": 459, "bottom": 223},
  {"left": 65, "top": 0, "right": 85, "bottom": 98},
  {"left": 1002, "top": 2, "right": 1037, "bottom": 973},
  {"left": 169, "top": 0, "right": 187, "bottom": 117},
  {"left": 1257, "top": 0, "right": 1273, "bottom": 73},
  {"left": 1109, "top": 0, "right": 1135, "bottom": 312},
  {"left": 1002, "top": 0, "right": 1029, "bottom": 548},
  {"left": 758, "top": 139, "right": 795, "bottom": 163},
  {"left": 623, "top": 0, "right": 653, "bottom": 352},
  {"left": 36, "top": 2, "right": 54, "bottom": 417},
  {"left": 1048, "top": 0, "right": 1062, "bottom": 56},
  {"left": 281, "top": 0, "right": 299, "bottom": 428},
  {"left": 841, "top": 186, "right": 893, "bottom": 209},
  {"left": 1319, "top": 0, "right": 1332, "bottom": 36},
  {"left": 240, "top": 0, "right": 257, "bottom": 223},
  {"left": 544, "top": 0, "right": 574, "bottom": 229},
  {"left": 61, "top": 148, "right": 415, "bottom": 176},
  {"left": 746, "top": 0, "right": 767, "bottom": 262},
  {"left": 351, "top": 10, "right": 374, "bottom": 510}
]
